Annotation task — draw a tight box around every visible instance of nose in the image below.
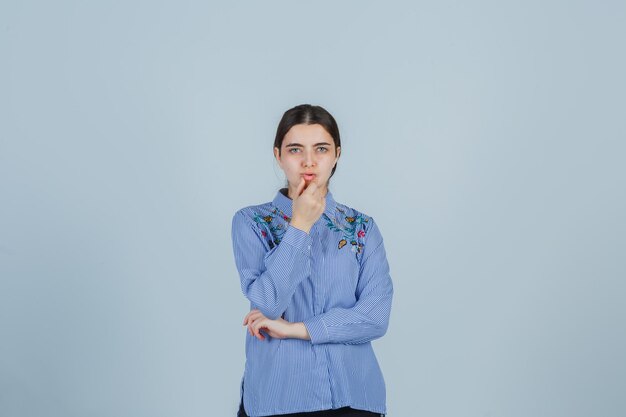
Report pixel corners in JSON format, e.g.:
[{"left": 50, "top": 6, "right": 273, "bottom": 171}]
[{"left": 302, "top": 149, "right": 315, "bottom": 167}]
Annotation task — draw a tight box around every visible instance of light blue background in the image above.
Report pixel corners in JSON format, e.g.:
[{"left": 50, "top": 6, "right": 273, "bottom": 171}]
[{"left": 1, "top": 1, "right": 625, "bottom": 416}]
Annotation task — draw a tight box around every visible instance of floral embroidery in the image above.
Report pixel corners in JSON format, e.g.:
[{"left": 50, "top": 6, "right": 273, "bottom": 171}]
[
  {"left": 323, "top": 207, "right": 369, "bottom": 256},
  {"left": 252, "top": 206, "right": 291, "bottom": 249},
  {"left": 253, "top": 203, "right": 369, "bottom": 256}
]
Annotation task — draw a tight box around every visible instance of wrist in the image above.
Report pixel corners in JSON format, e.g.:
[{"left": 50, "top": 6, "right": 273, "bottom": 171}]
[
  {"left": 289, "top": 322, "right": 311, "bottom": 340},
  {"left": 289, "top": 218, "right": 312, "bottom": 234}
]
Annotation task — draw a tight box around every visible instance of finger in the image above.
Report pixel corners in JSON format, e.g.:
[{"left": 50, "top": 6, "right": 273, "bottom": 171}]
[
  {"left": 249, "top": 318, "right": 259, "bottom": 336},
  {"left": 244, "top": 313, "right": 262, "bottom": 326},
  {"left": 317, "top": 186, "right": 326, "bottom": 201},
  {"left": 304, "top": 181, "right": 318, "bottom": 195},
  {"left": 312, "top": 188, "right": 325, "bottom": 206},
  {"left": 249, "top": 324, "right": 265, "bottom": 340},
  {"left": 247, "top": 311, "right": 264, "bottom": 324},
  {"left": 296, "top": 177, "right": 306, "bottom": 196},
  {"left": 253, "top": 319, "right": 269, "bottom": 340},
  {"left": 248, "top": 322, "right": 264, "bottom": 340},
  {"left": 243, "top": 312, "right": 253, "bottom": 326},
  {"left": 252, "top": 320, "right": 267, "bottom": 340},
  {"left": 243, "top": 309, "right": 261, "bottom": 325}
]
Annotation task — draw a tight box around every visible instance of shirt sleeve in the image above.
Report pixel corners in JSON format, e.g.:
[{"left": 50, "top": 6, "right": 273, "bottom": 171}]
[
  {"left": 231, "top": 210, "right": 313, "bottom": 320},
  {"left": 302, "top": 217, "right": 394, "bottom": 345}
]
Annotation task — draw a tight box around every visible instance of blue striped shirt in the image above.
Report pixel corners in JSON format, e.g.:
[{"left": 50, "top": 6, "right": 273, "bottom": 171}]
[{"left": 231, "top": 188, "right": 393, "bottom": 417}]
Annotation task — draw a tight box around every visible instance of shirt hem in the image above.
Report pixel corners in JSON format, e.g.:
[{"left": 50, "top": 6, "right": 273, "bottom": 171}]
[{"left": 244, "top": 402, "right": 386, "bottom": 416}]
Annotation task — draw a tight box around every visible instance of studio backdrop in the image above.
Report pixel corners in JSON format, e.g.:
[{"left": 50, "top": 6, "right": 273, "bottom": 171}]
[{"left": 1, "top": 1, "right": 625, "bottom": 416}]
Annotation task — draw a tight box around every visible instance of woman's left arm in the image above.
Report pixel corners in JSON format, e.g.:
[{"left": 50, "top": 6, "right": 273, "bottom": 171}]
[
  {"left": 245, "top": 218, "right": 394, "bottom": 344},
  {"left": 304, "top": 217, "right": 393, "bottom": 344},
  {"left": 301, "top": 218, "right": 394, "bottom": 344}
]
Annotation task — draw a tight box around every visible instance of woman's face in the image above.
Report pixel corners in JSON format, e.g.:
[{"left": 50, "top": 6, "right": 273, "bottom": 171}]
[{"left": 274, "top": 123, "right": 340, "bottom": 194}]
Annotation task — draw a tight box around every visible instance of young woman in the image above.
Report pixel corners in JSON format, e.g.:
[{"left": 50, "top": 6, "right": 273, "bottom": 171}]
[{"left": 231, "top": 104, "right": 393, "bottom": 417}]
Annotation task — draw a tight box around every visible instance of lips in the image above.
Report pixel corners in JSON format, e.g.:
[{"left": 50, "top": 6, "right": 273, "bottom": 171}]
[{"left": 302, "top": 173, "right": 316, "bottom": 181}]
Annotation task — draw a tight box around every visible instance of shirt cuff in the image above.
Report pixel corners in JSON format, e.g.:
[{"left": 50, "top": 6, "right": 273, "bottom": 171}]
[
  {"left": 303, "top": 315, "right": 330, "bottom": 345},
  {"left": 281, "top": 224, "right": 313, "bottom": 252}
]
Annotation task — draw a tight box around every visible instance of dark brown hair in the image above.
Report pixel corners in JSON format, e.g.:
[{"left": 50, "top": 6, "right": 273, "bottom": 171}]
[{"left": 274, "top": 104, "right": 341, "bottom": 180}]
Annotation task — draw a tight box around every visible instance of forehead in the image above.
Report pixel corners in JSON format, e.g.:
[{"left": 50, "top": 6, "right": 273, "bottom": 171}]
[{"left": 282, "top": 123, "right": 333, "bottom": 146}]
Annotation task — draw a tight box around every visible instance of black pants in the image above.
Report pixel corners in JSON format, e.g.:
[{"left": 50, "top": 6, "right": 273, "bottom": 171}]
[{"left": 237, "top": 399, "right": 385, "bottom": 417}]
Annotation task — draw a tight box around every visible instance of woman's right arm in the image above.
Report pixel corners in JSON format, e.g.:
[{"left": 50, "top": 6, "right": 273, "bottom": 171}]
[{"left": 231, "top": 210, "right": 313, "bottom": 320}]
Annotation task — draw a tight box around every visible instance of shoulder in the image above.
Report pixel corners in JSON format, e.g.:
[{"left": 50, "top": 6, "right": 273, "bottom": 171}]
[
  {"left": 335, "top": 201, "right": 370, "bottom": 219},
  {"left": 330, "top": 201, "right": 375, "bottom": 231},
  {"left": 232, "top": 201, "right": 289, "bottom": 233},
  {"left": 322, "top": 200, "right": 382, "bottom": 258},
  {"left": 233, "top": 201, "right": 276, "bottom": 223},
  {"left": 331, "top": 200, "right": 385, "bottom": 247},
  {"left": 232, "top": 201, "right": 291, "bottom": 249}
]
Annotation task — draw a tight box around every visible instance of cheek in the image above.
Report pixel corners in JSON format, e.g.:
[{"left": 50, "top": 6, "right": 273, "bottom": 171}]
[
  {"left": 322, "top": 154, "right": 337, "bottom": 169},
  {"left": 280, "top": 157, "right": 300, "bottom": 173}
]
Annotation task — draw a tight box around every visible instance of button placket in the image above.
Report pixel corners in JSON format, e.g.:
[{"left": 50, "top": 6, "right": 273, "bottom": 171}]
[{"left": 311, "top": 226, "right": 324, "bottom": 314}]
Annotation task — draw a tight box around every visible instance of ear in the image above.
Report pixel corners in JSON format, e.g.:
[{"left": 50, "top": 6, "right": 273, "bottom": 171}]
[
  {"left": 273, "top": 147, "right": 282, "bottom": 167},
  {"left": 335, "top": 146, "right": 341, "bottom": 161}
]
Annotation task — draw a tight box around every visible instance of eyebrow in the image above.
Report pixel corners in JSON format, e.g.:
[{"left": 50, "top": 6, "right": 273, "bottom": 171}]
[{"left": 285, "top": 142, "right": 332, "bottom": 148}]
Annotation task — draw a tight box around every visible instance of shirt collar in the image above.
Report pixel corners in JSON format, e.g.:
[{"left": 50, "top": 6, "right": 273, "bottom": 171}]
[{"left": 272, "top": 187, "right": 337, "bottom": 219}]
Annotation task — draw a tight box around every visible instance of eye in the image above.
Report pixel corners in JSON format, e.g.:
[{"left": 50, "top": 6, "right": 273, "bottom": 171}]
[
  {"left": 288, "top": 148, "right": 301, "bottom": 154},
  {"left": 317, "top": 146, "right": 329, "bottom": 153}
]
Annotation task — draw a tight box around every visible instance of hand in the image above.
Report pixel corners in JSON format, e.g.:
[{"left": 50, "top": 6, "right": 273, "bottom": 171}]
[
  {"left": 243, "top": 309, "right": 292, "bottom": 341},
  {"left": 242, "top": 309, "right": 311, "bottom": 341},
  {"left": 290, "top": 178, "right": 325, "bottom": 233}
]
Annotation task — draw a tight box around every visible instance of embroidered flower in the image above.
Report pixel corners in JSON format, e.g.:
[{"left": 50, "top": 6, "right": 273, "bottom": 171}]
[
  {"left": 253, "top": 205, "right": 291, "bottom": 247},
  {"left": 323, "top": 208, "right": 369, "bottom": 258}
]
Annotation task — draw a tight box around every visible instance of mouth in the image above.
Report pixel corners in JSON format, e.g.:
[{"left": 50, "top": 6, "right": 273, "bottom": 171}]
[{"left": 301, "top": 173, "right": 316, "bottom": 181}]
